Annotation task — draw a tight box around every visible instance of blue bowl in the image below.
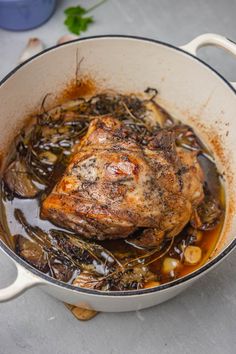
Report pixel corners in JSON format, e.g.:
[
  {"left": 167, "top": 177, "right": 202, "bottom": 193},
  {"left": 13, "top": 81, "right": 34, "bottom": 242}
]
[{"left": 0, "top": 0, "right": 56, "bottom": 30}]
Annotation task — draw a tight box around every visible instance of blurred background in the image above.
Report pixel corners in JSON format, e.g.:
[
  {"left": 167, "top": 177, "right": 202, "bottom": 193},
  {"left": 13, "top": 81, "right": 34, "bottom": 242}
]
[
  {"left": 1, "top": 0, "right": 236, "bottom": 81},
  {"left": 1, "top": 1, "right": 236, "bottom": 354}
]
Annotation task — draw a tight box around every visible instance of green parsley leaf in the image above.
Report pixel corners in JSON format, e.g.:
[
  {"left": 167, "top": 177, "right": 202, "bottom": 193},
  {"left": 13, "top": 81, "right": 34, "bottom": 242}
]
[
  {"left": 64, "top": 6, "right": 86, "bottom": 16},
  {"left": 64, "top": 14, "right": 94, "bottom": 35},
  {"left": 64, "top": 1, "right": 107, "bottom": 35}
]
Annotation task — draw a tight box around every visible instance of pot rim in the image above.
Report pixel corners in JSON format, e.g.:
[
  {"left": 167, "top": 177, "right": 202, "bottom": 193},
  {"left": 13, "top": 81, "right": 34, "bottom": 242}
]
[{"left": 1, "top": 34, "right": 236, "bottom": 297}]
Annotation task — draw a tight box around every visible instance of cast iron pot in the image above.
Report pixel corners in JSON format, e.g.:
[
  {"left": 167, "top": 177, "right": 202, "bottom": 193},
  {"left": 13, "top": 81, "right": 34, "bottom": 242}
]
[{"left": 0, "top": 33, "right": 236, "bottom": 312}]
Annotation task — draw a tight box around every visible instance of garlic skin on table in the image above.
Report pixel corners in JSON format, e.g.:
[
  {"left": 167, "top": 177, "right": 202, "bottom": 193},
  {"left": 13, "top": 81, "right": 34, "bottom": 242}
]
[{"left": 19, "top": 38, "right": 44, "bottom": 64}]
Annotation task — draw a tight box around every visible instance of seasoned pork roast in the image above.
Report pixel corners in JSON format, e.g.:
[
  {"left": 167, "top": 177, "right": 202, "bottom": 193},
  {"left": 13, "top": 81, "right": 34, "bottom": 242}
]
[{"left": 41, "top": 116, "right": 204, "bottom": 243}]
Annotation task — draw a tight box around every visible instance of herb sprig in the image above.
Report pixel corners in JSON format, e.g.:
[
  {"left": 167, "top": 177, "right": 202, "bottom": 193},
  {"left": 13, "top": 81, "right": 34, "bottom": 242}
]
[{"left": 64, "top": 0, "right": 107, "bottom": 35}]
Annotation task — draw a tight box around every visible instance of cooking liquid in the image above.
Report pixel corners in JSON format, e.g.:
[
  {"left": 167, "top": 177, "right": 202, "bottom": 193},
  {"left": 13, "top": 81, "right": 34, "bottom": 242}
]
[
  {"left": 0, "top": 83, "right": 225, "bottom": 288},
  {"left": 0, "top": 180, "right": 224, "bottom": 286}
]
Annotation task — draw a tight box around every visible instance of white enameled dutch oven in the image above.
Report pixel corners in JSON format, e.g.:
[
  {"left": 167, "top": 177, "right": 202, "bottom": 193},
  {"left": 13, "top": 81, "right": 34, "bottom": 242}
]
[{"left": 0, "top": 33, "right": 236, "bottom": 312}]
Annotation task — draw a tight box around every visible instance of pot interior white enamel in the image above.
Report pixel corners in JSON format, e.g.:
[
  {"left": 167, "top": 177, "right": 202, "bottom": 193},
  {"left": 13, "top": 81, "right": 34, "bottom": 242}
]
[{"left": 0, "top": 35, "right": 236, "bottom": 312}]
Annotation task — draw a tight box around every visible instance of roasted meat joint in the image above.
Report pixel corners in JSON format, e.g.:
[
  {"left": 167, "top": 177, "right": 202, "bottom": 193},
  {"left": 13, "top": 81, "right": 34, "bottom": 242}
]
[
  {"left": 42, "top": 116, "right": 204, "bottom": 246},
  {"left": 1, "top": 91, "right": 223, "bottom": 290}
]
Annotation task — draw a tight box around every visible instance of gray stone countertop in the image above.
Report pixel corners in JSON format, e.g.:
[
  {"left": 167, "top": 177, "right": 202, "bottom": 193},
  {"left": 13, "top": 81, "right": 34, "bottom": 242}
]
[{"left": 0, "top": 1, "right": 236, "bottom": 353}]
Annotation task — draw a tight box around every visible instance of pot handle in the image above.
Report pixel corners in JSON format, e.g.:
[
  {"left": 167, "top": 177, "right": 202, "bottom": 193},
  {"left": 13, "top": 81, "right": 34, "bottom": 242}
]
[
  {"left": 180, "top": 33, "right": 236, "bottom": 89},
  {"left": 0, "top": 263, "right": 43, "bottom": 302}
]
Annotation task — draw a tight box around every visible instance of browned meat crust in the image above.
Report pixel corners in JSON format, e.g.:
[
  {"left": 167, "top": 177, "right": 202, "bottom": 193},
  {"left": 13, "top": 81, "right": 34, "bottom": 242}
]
[{"left": 41, "top": 116, "right": 204, "bottom": 242}]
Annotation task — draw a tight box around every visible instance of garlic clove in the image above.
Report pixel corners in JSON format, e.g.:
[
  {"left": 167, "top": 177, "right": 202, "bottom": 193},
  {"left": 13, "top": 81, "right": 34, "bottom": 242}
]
[
  {"left": 71, "top": 307, "right": 98, "bottom": 321},
  {"left": 144, "top": 281, "right": 161, "bottom": 289},
  {"left": 162, "top": 257, "right": 180, "bottom": 274},
  {"left": 19, "top": 38, "right": 44, "bottom": 64},
  {"left": 64, "top": 303, "right": 98, "bottom": 321},
  {"left": 57, "top": 34, "right": 78, "bottom": 45},
  {"left": 184, "top": 246, "right": 202, "bottom": 265}
]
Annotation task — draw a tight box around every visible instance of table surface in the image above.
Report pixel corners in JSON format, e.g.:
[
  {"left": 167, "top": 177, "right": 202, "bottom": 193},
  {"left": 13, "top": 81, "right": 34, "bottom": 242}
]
[{"left": 1, "top": 1, "right": 236, "bottom": 353}]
